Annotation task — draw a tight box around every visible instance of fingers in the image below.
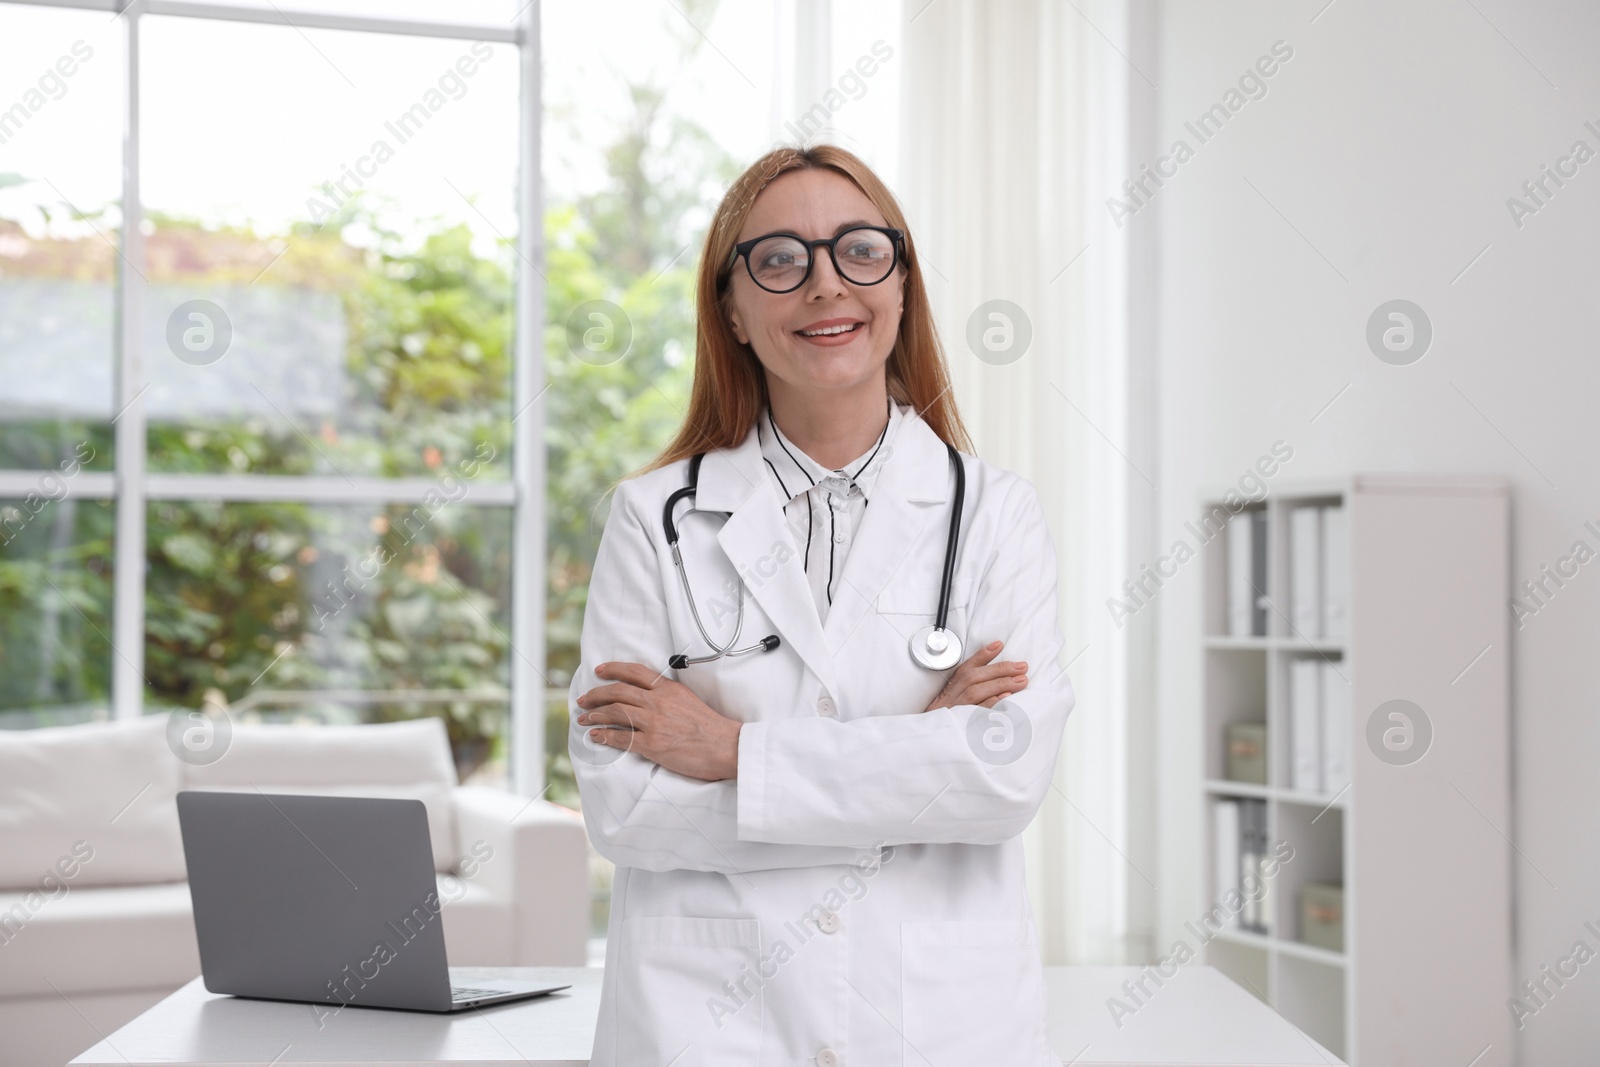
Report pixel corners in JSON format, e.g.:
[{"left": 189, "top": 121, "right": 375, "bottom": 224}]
[
  {"left": 979, "top": 682, "right": 1028, "bottom": 708},
  {"left": 950, "top": 659, "right": 1027, "bottom": 697},
  {"left": 577, "top": 704, "right": 642, "bottom": 729},
  {"left": 577, "top": 680, "right": 649, "bottom": 710},
  {"left": 593, "top": 661, "right": 662, "bottom": 689},
  {"left": 962, "top": 672, "right": 1028, "bottom": 706},
  {"left": 924, "top": 641, "right": 1028, "bottom": 713},
  {"left": 969, "top": 640, "right": 1003, "bottom": 666},
  {"left": 953, "top": 643, "right": 1017, "bottom": 675},
  {"left": 586, "top": 724, "right": 640, "bottom": 751},
  {"left": 964, "top": 659, "right": 1028, "bottom": 684}
]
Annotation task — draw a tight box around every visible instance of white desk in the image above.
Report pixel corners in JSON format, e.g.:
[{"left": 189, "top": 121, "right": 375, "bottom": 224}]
[{"left": 70, "top": 965, "right": 1345, "bottom": 1066}]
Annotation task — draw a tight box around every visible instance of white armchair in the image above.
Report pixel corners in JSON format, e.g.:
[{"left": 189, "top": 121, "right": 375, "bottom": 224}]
[{"left": 0, "top": 715, "right": 589, "bottom": 1067}]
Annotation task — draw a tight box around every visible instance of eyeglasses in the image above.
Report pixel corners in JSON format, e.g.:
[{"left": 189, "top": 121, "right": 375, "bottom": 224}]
[{"left": 725, "top": 225, "right": 905, "bottom": 294}]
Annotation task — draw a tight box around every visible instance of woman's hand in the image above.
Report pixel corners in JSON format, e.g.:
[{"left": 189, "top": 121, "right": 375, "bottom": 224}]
[
  {"left": 924, "top": 640, "right": 1029, "bottom": 712},
  {"left": 576, "top": 662, "right": 742, "bottom": 781}
]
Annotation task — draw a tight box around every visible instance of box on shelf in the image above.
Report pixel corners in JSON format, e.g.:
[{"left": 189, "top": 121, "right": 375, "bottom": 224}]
[
  {"left": 1300, "top": 882, "right": 1344, "bottom": 952},
  {"left": 1225, "top": 721, "right": 1267, "bottom": 784}
]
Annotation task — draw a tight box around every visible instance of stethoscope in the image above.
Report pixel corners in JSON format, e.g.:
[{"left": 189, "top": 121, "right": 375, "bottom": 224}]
[{"left": 662, "top": 434, "right": 966, "bottom": 672}]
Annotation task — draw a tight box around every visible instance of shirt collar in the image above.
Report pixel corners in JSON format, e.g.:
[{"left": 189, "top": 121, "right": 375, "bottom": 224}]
[{"left": 757, "top": 397, "right": 907, "bottom": 506}]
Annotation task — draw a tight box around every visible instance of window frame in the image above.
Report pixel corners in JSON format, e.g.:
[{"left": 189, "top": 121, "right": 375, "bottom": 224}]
[{"left": 0, "top": 0, "right": 548, "bottom": 798}]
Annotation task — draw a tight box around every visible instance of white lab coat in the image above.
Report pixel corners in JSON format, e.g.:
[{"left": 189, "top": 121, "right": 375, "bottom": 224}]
[{"left": 569, "top": 405, "right": 1076, "bottom": 1067}]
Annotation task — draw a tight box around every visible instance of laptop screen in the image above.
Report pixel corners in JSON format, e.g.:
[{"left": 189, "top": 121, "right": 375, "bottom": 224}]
[{"left": 176, "top": 791, "right": 454, "bottom": 1013}]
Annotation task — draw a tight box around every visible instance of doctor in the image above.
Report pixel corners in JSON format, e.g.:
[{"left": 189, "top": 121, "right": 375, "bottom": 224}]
[{"left": 569, "top": 144, "right": 1076, "bottom": 1067}]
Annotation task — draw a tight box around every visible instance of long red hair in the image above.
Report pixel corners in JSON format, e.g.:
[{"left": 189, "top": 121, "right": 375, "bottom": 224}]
[{"left": 629, "top": 144, "right": 972, "bottom": 480}]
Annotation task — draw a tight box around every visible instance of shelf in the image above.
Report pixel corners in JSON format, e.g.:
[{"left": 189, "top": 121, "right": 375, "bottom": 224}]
[
  {"left": 1204, "top": 635, "right": 1273, "bottom": 651},
  {"left": 1204, "top": 778, "right": 1349, "bottom": 810},
  {"left": 1204, "top": 777, "right": 1271, "bottom": 800},
  {"left": 1275, "top": 639, "right": 1346, "bottom": 655},
  {"left": 1275, "top": 785, "right": 1349, "bottom": 811},
  {"left": 1209, "top": 925, "right": 1273, "bottom": 953},
  {"left": 1203, "top": 635, "right": 1346, "bottom": 654},
  {"left": 1210, "top": 926, "right": 1347, "bottom": 968},
  {"left": 1277, "top": 936, "right": 1347, "bottom": 968},
  {"left": 1197, "top": 476, "right": 1512, "bottom": 1065}
]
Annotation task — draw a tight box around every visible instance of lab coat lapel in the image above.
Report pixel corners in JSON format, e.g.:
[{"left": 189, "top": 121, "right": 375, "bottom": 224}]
[
  {"left": 819, "top": 412, "right": 952, "bottom": 660},
  {"left": 695, "top": 410, "right": 953, "bottom": 706}
]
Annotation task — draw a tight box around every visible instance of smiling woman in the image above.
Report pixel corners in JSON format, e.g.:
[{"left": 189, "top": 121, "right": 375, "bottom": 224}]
[{"left": 567, "top": 144, "right": 1076, "bottom": 1066}]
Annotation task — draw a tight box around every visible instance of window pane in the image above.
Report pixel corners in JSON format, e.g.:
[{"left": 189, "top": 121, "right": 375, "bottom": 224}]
[
  {"left": 0, "top": 6, "right": 122, "bottom": 471},
  {"left": 0, "top": 488, "right": 114, "bottom": 729},
  {"left": 139, "top": 17, "right": 518, "bottom": 480},
  {"left": 144, "top": 498, "right": 512, "bottom": 784}
]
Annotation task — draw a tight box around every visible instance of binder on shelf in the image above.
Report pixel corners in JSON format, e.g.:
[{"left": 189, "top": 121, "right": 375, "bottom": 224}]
[
  {"left": 1256, "top": 799, "right": 1274, "bottom": 936},
  {"left": 1321, "top": 505, "right": 1348, "bottom": 640},
  {"left": 1239, "top": 798, "right": 1270, "bottom": 934},
  {"left": 1228, "top": 513, "right": 1253, "bottom": 636},
  {"left": 1251, "top": 511, "right": 1269, "bottom": 635},
  {"left": 1290, "top": 658, "right": 1322, "bottom": 793},
  {"left": 1237, "top": 798, "right": 1257, "bottom": 931},
  {"left": 1321, "top": 660, "right": 1351, "bottom": 794},
  {"left": 1213, "top": 798, "right": 1240, "bottom": 929},
  {"left": 1290, "top": 505, "right": 1322, "bottom": 639},
  {"left": 1227, "top": 510, "right": 1270, "bottom": 637}
]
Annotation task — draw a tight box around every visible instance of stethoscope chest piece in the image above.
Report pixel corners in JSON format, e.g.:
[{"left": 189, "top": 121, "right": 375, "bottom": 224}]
[{"left": 910, "top": 625, "right": 963, "bottom": 671}]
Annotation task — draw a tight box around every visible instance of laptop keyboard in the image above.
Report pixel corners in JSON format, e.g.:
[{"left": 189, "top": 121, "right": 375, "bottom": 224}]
[{"left": 451, "top": 986, "right": 503, "bottom": 1002}]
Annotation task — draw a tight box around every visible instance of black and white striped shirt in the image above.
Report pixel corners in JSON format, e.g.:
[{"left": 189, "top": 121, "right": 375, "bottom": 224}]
[{"left": 755, "top": 396, "right": 908, "bottom": 624}]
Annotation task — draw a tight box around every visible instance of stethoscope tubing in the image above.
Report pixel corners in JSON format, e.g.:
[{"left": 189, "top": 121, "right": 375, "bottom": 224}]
[{"left": 662, "top": 436, "right": 965, "bottom": 672}]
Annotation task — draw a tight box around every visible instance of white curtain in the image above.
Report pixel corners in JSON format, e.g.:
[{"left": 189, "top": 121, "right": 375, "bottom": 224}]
[{"left": 894, "top": 0, "right": 1145, "bottom": 966}]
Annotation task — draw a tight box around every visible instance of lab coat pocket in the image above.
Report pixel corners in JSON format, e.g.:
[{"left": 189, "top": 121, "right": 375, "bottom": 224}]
[
  {"left": 900, "top": 920, "right": 1051, "bottom": 1067},
  {"left": 873, "top": 581, "right": 974, "bottom": 709},
  {"left": 617, "top": 915, "right": 764, "bottom": 1065},
  {"left": 873, "top": 578, "right": 972, "bottom": 621},
  {"left": 873, "top": 580, "right": 972, "bottom": 660}
]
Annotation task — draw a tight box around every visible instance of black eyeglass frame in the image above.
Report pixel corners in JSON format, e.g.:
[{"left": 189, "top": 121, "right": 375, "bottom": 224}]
[{"left": 723, "top": 225, "right": 906, "bottom": 294}]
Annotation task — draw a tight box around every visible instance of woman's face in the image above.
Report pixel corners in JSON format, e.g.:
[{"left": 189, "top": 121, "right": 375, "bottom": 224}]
[{"left": 725, "top": 168, "right": 906, "bottom": 399}]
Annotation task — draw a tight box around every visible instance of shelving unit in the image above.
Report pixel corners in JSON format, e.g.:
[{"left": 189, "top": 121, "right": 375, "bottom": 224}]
[{"left": 1198, "top": 475, "right": 1511, "bottom": 1066}]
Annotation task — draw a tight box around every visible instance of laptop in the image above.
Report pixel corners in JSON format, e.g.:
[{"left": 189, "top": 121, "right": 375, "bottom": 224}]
[{"left": 175, "top": 790, "right": 571, "bottom": 1013}]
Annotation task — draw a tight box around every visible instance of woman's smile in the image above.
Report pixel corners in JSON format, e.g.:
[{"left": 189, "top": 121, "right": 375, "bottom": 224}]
[{"left": 794, "top": 316, "right": 867, "bottom": 346}]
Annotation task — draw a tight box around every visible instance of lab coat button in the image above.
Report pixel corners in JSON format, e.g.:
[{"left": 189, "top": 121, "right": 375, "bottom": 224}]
[
  {"left": 833, "top": 531, "right": 845, "bottom": 543},
  {"left": 817, "top": 696, "right": 836, "bottom": 717},
  {"left": 816, "top": 1049, "right": 839, "bottom": 1067},
  {"left": 817, "top": 910, "right": 841, "bottom": 934}
]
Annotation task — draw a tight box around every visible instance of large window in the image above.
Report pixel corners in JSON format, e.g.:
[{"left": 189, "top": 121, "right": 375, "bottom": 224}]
[{"left": 0, "top": 2, "right": 533, "bottom": 793}]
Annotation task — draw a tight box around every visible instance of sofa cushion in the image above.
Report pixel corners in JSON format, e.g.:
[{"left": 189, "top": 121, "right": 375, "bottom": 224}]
[
  {"left": 0, "top": 716, "right": 186, "bottom": 890},
  {"left": 0, "top": 882, "right": 201, "bottom": 997},
  {"left": 436, "top": 872, "right": 516, "bottom": 966},
  {"left": 182, "top": 718, "right": 460, "bottom": 872}
]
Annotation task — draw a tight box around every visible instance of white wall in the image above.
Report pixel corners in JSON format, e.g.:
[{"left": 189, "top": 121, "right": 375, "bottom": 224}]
[{"left": 1147, "top": 1, "right": 1600, "bottom": 1061}]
